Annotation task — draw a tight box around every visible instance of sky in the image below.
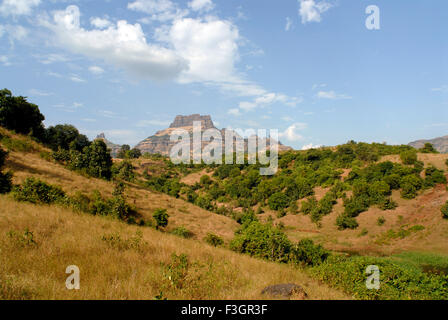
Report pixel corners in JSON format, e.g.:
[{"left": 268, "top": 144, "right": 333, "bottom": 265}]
[{"left": 0, "top": 0, "right": 447, "bottom": 149}]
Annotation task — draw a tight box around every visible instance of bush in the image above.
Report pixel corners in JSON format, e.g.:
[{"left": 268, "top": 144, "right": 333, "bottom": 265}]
[
  {"left": 12, "top": 178, "right": 65, "bottom": 204},
  {"left": 442, "top": 202, "right": 448, "bottom": 219},
  {"left": 290, "top": 239, "right": 329, "bottom": 266},
  {"left": 336, "top": 214, "right": 359, "bottom": 230},
  {"left": 268, "top": 192, "right": 290, "bottom": 211},
  {"left": 153, "top": 208, "right": 169, "bottom": 230},
  {"left": 400, "top": 150, "right": 418, "bottom": 165},
  {"left": 112, "top": 160, "right": 135, "bottom": 182},
  {"left": 379, "top": 198, "right": 398, "bottom": 211},
  {"left": 301, "top": 197, "right": 318, "bottom": 215},
  {"left": 44, "top": 124, "right": 90, "bottom": 152},
  {"left": 424, "top": 166, "right": 447, "bottom": 187},
  {"left": 0, "top": 147, "right": 12, "bottom": 194},
  {"left": 419, "top": 143, "right": 438, "bottom": 154},
  {"left": 172, "top": 226, "right": 194, "bottom": 239},
  {"left": 377, "top": 216, "right": 386, "bottom": 226},
  {"left": 230, "top": 221, "right": 292, "bottom": 263},
  {"left": 204, "top": 233, "right": 224, "bottom": 247}
]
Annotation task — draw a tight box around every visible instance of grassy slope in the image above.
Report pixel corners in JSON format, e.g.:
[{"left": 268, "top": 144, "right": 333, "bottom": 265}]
[{"left": 0, "top": 196, "right": 347, "bottom": 300}]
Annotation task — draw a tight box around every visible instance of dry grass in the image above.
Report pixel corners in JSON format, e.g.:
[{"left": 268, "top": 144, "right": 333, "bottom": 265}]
[
  {"left": 2, "top": 149, "right": 239, "bottom": 242},
  {"left": 0, "top": 196, "right": 348, "bottom": 300}
]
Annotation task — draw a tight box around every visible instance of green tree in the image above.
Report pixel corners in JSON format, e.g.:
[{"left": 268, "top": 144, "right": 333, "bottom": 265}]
[
  {"left": 419, "top": 143, "right": 438, "bottom": 154},
  {"left": 153, "top": 208, "right": 169, "bottom": 230},
  {"left": 128, "top": 148, "right": 142, "bottom": 159},
  {"left": 84, "top": 140, "right": 113, "bottom": 179},
  {"left": 45, "top": 124, "right": 90, "bottom": 151},
  {"left": 117, "top": 145, "right": 131, "bottom": 159},
  {"left": 268, "top": 192, "right": 290, "bottom": 210},
  {"left": 0, "top": 89, "right": 46, "bottom": 140},
  {"left": 0, "top": 147, "right": 12, "bottom": 194},
  {"left": 400, "top": 150, "right": 418, "bottom": 165}
]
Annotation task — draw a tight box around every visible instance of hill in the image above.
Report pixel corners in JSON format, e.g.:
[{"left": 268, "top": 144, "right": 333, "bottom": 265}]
[
  {"left": 95, "top": 133, "right": 122, "bottom": 158},
  {"left": 409, "top": 135, "right": 448, "bottom": 153},
  {"left": 135, "top": 114, "right": 292, "bottom": 156}
]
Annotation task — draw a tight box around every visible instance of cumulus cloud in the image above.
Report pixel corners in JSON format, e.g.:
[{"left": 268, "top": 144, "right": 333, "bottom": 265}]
[
  {"left": 301, "top": 143, "right": 322, "bottom": 150},
  {"left": 228, "top": 108, "right": 242, "bottom": 116},
  {"left": 317, "top": 90, "right": 352, "bottom": 100},
  {"left": 0, "top": 55, "right": 11, "bottom": 66},
  {"left": 299, "top": 0, "right": 333, "bottom": 24},
  {"left": 285, "top": 17, "right": 293, "bottom": 31},
  {"left": 88, "top": 65, "right": 105, "bottom": 75},
  {"left": 279, "top": 122, "right": 307, "bottom": 141},
  {"left": 0, "top": 0, "right": 40, "bottom": 16},
  {"left": 90, "top": 17, "right": 112, "bottom": 29},
  {"left": 41, "top": 5, "right": 188, "bottom": 81},
  {"left": 188, "top": 0, "right": 214, "bottom": 12},
  {"left": 128, "top": 0, "right": 188, "bottom": 22}
]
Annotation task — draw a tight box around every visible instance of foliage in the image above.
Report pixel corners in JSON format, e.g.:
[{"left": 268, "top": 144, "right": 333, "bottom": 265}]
[
  {"left": 424, "top": 166, "right": 447, "bottom": 187},
  {"left": 230, "top": 221, "right": 292, "bottom": 263},
  {"left": 377, "top": 216, "right": 386, "bottom": 226},
  {"left": 12, "top": 178, "right": 65, "bottom": 204},
  {"left": 442, "top": 201, "right": 448, "bottom": 219},
  {"left": 400, "top": 150, "right": 418, "bottom": 165},
  {"left": 0, "top": 147, "right": 12, "bottom": 194},
  {"left": 171, "top": 226, "right": 194, "bottom": 239},
  {"left": 290, "top": 239, "right": 329, "bottom": 266},
  {"left": 268, "top": 192, "right": 290, "bottom": 210},
  {"left": 153, "top": 208, "right": 169, "bottom": 230},
  {"left": 0, "top": 89, "right": 45, "bottom": 140},
  {"left": 419, "top": 143, "right": 438, "bottom": 154},
  {"left": 311, "top": 255, "right": 448, "bottom": 300},
  {"left": 44, "top": 124, "right": 90, "bottom": 152},
  {"left": 336, "top": 214, "right": 359, "bottom": 230},
  {"left": 204, "top": 233, "right": 224, "bottom": 247},
  {"left": 112, "top": 160, "right": 135, "bottom": 182}
]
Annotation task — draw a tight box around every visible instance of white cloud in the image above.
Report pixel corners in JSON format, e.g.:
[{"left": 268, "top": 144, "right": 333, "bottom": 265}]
[
  {"left": 188, "top": 0, "right": 214, "bottom": 12},
  {"left": 281, "top": 116, "right": 293, "bottom": 122},
  {"left": 299, "top": 0, "right": 333, "bottom": 24},
  {"left": 0, "top": 55, "right": 11, "bottom": 66},
  {"left": 29, "top": 89, "right": 53, "bottom": 96},
  {"left": 70, "top": 74, "right": 86, "bottom": 83},
  {"left": 90, "top": 17, "right": 112, "bottom": 29},
  {"left": 317, "top": 90, "right": 352, "bottom": 100},
  {"left": 136, "top": 119, "right": 171, "bottom": 127},
  {"left": 0, "top": 0, "right": 40, "bottom": 16},
  {"left": 301, "top": 143, "right": 322, "bottom": 150},
  {"left": 228, "top": 108, "right": 242, "bottom": 116},
  {"left": 279, "top": 122, "right": 307, "bottom": 141},
  {"left": 37, "top": 53, "right": 69, "bottom": 65},
  {"left": 42, "top": 5, "right": 187, "bottom": 81},
  {"left": 285, "top": 17, "right": 293, "bottom": 31},
  {"left": 88, "top": 65, "right": 105, "bottom": 75},
  {"left": 128, "top": 0, "right": 188, "bottom": 22},
  {"left": 431, "top": 85, "right": 448, "bottom": 93},
  {"left": 0, "top": 24, "right": 28, "bottom": 44}
]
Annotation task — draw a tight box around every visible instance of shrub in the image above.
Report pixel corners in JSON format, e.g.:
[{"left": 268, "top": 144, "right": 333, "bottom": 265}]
[
  {"left": 442, "top": 202, "right": 448, "bottom": 219},
  {"left": 301, "top": 197, "right": 318, "bottom": 215},
  {"left": 268, "top": 192, "right": 290, "bottom": 211},
  {"left": 172, "top": 226, "right": 194, "bottom": 239},
  {"left": 424, "top": 166, "right": 447, "bottom": 187},
  {"left": 12, "top": 178, "right": 65, "bottom": 204},
  {"left": 379, "top": 198, "right": 398, "bottom": 211},
  {"left": 0, "top": 147, "right": 12, "bottom": 194},
  {"left": 84, "top": 140, "right": 113, "bottom": 179},
  {"left": 112, "top": 160, "right": 135, "bottom": 182},
  {"left": 44, "top": 124, "right": 90, "bottom": 152},
  {"left": 153, "top": 208, "right": 169, "bottom": 230},
  {"left": 204, "top": 233, "right": 224, "bottom": 247},
  {"left": 377, "top": 216, "right": 386, "bottom": 226},
  {"left": 400, "top": 150, "right": 418, "bottom": 165},
  {"left": 290, "top": 239, "right": 329, "bottom": 266},
  {"left": 336, "top": 214, "right": 359, "bottom": 230},
  {"left": 419, "top": 143, "right": 438, "bottom": 154},
  {"left": 230, "top": 221, "right": 292, "bottom": 263}
]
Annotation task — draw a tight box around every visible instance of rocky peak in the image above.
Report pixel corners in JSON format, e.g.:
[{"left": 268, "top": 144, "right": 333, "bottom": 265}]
[
  {"left": 169, "top": 114, "right": 215, "bottom": 130},
  {"left": 96, "top": 133, "right": 106, "bottom": 140}
]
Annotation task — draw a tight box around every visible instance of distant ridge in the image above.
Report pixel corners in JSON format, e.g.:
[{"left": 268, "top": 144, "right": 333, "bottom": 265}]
[
  {"left": 95, "top": 133, "right": 122, "bottom": 158},
  {"left": 409, "top": 135, "right": 448, "bottom": 153},
  {"left": 135, "top": 114, "right": 292, "bottom": 156}
]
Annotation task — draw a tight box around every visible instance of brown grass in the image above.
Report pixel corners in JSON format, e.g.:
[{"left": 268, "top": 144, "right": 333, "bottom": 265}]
[{"left": 0, "top": 196, "right": 348, "bottom": 300}]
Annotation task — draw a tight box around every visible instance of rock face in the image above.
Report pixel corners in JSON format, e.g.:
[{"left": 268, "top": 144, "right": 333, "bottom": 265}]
[
  {"left": 409, "top": 135, "right": 448, "bottom": 153},
  {"left": 261, "top": 283, "right": 307, "bottom": 300},
  {"left": 135, "top": 114, "right": 292, "bottom": 156},
  {"left": 95, "top": 133, "right": 122, "bottom": 158}
]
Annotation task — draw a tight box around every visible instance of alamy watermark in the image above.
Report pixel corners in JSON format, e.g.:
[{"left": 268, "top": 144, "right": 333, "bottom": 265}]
[
  {"left": 366, "top": 5, "right": 380, "bottom": 30},
  {"left": 169, "top": 121, "right": 279, "bottom": 176},
  {"left": 366, "top": 265, "right": 380, "bottom": 290},
  {"left": 66, "top": 265, "right": 80, "bottom": 290}
]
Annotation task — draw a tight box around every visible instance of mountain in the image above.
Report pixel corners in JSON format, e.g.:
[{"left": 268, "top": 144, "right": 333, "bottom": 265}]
[
  {"left": 409, "top": 135, "right": 448, "bottom": 153},
  {"left": 95, "top": 133, "right": 122, "bottom": 157},
  {"left": 135, "top": 114, "right": 292, "bottom": 156}
]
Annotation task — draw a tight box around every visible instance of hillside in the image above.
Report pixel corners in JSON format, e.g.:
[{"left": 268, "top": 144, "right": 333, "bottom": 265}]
[{"left": 409, "top": 135, "right": 448, "bottom": 153}]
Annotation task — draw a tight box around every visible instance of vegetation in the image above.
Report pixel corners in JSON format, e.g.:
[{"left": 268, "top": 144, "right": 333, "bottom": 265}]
[
  {"left": 153, "top": 208, "right": 169, "bottom": 230},
  {"left": 442, "top": 201, "right": 448, "bottom": 219},
  {"left": 12, "top": 178, "right": 65, "bottom": 204},
  {"left": 0, "top": 147, "right": 12, "bottom": 194},
  {"left": 204, "top": 233, "right": 224, "bottom": 247}
]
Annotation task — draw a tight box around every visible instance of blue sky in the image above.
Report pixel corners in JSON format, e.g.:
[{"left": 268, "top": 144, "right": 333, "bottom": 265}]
[{"left": 0, "top": 0, "right": 447, "bottom": 149}]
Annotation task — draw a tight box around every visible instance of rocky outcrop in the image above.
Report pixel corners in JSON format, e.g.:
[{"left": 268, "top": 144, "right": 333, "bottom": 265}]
[
  {"left": 135, "top": 114, "right": 293, "bottom": 156},
  {"left": 95, "top": 133, "right": 122, "bottom": 158},
  {"left": 409, "top": 135, "right": 448, "bottom": 153}
]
